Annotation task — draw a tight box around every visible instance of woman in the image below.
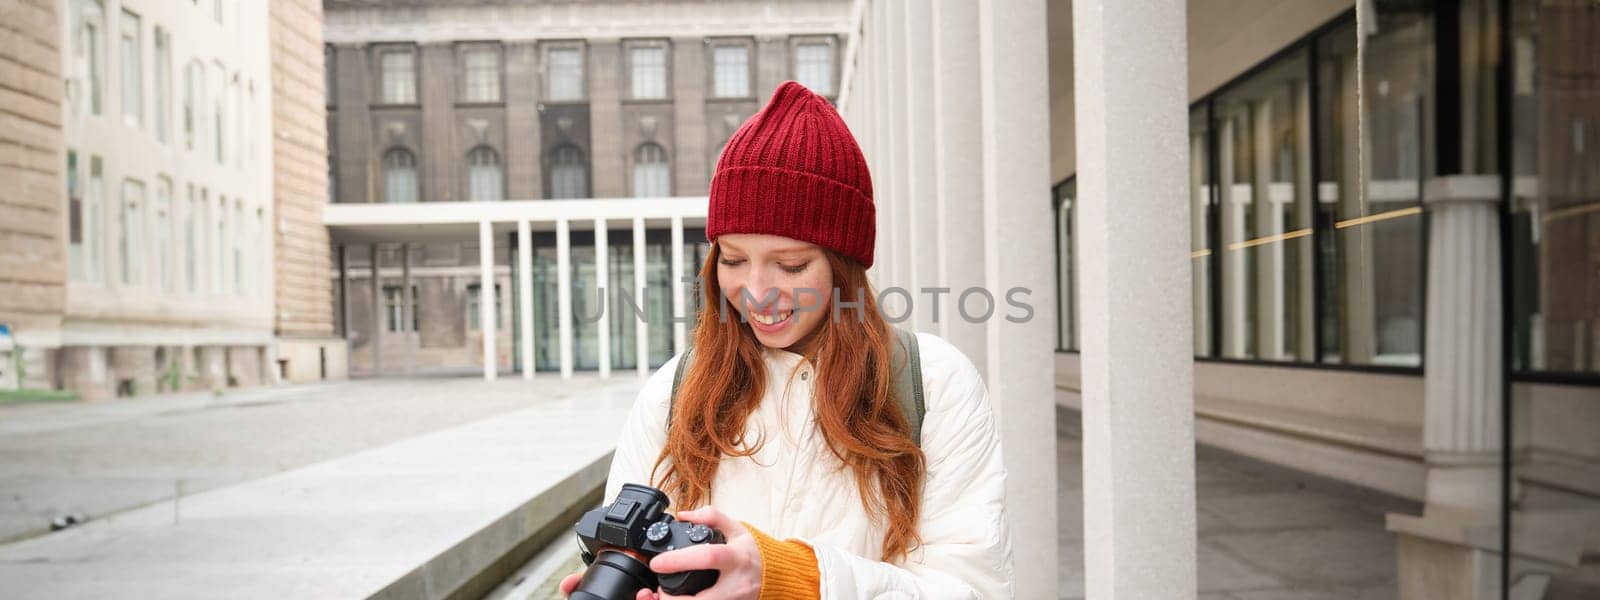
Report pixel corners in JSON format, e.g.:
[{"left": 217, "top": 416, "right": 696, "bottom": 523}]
[{"left": 561, "top": 81, "right": 1013, "bottom": 599}]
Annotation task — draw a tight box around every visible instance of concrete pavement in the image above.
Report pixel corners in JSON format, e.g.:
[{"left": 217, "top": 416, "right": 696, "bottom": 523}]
[
  {"left": 0, "top": 374, "right": 644, "bottom": 599},
  {"left": 1057, "top": 394, "right": 1421, "bottom": 600}
]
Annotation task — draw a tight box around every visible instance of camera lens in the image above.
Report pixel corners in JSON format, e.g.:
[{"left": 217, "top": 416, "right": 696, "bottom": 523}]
[{"left": 570, "top": 551, "right": 657, "bottom": 600}]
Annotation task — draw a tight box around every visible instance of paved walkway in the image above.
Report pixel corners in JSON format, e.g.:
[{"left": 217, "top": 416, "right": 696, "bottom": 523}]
[
  {"left": 0, "top": 375, "right": 618, "bottom": 544},
  {"left": 0, "top": 374, "right": 644, "bottom": 599},
  {"left": 1056, "top": 400, "right": 1420, "bottom": 600}
]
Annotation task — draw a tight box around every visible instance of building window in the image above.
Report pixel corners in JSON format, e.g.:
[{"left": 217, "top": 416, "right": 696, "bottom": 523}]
[
  {"left": 712, "top": 44, "right": 750, "bottom": 98},
  {"left": 1509, "top": 0, "right": 1600, "bottom": 377},
  {"left": 380, "top": 49, "right": 417, "bottom": 104},
  {"left": 794, "top": 42, "right": 832, "bottom": 96},
  {"left": 233, "top": 200, "right": 243, "bottom": 295},
  {"left": 384, "top": 285, "right": 418, "bottom": 332},
  {"left": 119, "top": 9, "right": 142, "bottom": 127},
  {"left": 384, "top": 148, "right": 419, "bottom": 203},
  {"left": 156, "top": 177, "right": 172, "bottom": 291},
  {"left": 214, "top": 195, "right": 226, "bottom": 294},
  {"left": 199, "top": 189, "right": 210, "bottom": 292},
  {"left": 1054, "top": 179, "right": 1077, "bottom": 352},
  {"left": 120, "top": 179, "right": 145, "bottom": 286},
  {"left": 76, "top": 0, "right": 106, "bottom": 116},
  {"left": 324, "top": 45, "right": 335, "bottom": 106},
  {"left": 68, "top": 152, "right": 84, "bottom": 280},
  {"left": 186, "top": 184, "right": 196, "bottom": 292},
  {"left": 213, "top": 62, "right": 224, "bottom": 164},
  {"left": 630, "top": 46, "right": 666, "bottom": 100},
  {"left": 87, "top": 157, "right": 104, "bottom": 283},
  {"left": 211, "top": 0, "right": 221, "bottom": 23},
  {"left": 255, "top": 207, "right": 266, "bottom": 300},
  {"left": 632, "top": 143, "right": 670, "bottom": 197},
  {"left": 154, "top": 28, "right": 170, "bottom": 143},
  {"left": 549, "top": 145, "right": 588, "bottom": 199},
  {"left": 184, "top": 61, "right": 198, "bottom": 149},
  {"left": 461, "top": 46, "right": 500, "bottom": 103},
  {"left": 546, "top": 46, "right": 584, "bottom": 101},
  {"left": 1190, "top": 107, "right": 1216, "bottom": 357},
  {"left": 467, "top": 146, "right": 504, "bottom": 201},
  {"left": 467, "top": 283, "right": 500, "bottom": 330}
]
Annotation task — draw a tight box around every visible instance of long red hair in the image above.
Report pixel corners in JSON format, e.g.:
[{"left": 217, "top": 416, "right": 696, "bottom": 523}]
[{"left": 651, "top": 243, "right": 925, "bottom": 562}]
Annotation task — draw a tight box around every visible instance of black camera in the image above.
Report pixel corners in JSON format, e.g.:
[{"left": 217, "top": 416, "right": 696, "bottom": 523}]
[{"left": 572, "top": 483, "right": 726, "bottom": 600}]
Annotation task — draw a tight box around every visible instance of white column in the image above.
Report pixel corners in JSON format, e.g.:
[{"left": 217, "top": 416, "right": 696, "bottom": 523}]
[
  {"left": 1219, "top": 115, "right": 1246, "bottom": 358},
  {"left": 369, "top": 244, "right": 382, "bottom": 375},
  {"left": 518, "top": 220, "right": 535, "bottom": 380},
  {"left": 633, "top": 217, "right": 649, "bottom": 376},
  {"left": 979, "top": 0, "right": 1057, "bottom": 598},
  {"left": 557, "top": 218, "right": 574, "bottom": 380},
  {"left": 905, "top": 0, "right": 937, "bottom": 331},
  {"left": 1421, "top": 176, "right": 1503, "bottom": 511},
  {"left": 1074, "top": 0, "right": 1198, "bottom": 599},
  {"left": 886, "top": 0, "right": 908, "bottom": 290},
  {"left": 478, "top": 221, "right": 497, "bottom": 381},
  {"left": 595, "top": 219, "right": 611, "bottom": 378},
  {"left": 932, "top": 0, "right": 985, "bottom": 356},
  {"left": 401, "top": 243, "right": 413, "bottom": 373},
  {"left": 670, "top": 215, "right": 686, "bottom": 353}
]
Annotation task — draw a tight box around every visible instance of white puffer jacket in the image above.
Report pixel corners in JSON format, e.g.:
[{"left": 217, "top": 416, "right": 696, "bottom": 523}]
[{"left": 604, "top": 332, "right": 1015, "bottom": 599}]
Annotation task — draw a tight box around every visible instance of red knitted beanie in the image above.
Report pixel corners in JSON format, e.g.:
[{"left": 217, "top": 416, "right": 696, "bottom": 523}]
[{"left": 707, "top": 81, "right": 876, "bottom": 267}]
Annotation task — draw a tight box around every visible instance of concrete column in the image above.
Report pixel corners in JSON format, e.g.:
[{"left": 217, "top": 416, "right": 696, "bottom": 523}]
[
  {"left": 479, "top": 221, "right": 497, "bottom": 381},
  {"left": 670, "top": 215, "right": 686, "bottom": 353},
  {"left": 518, "top": 220, "right": 535, "bottom": 379},
  {"left": 369, "top": 244, "right": 382, "bottom": 374},
  {"left": 1387, "top": 175, "right": 1505, "bottom": 600},
  {"left": 1190, "top": 134, "right": 1212, "bottom": 356},
  {"left": 1074, "top": 1, "right": 1198, "bottom": 599},
  {"left": 1219, "top": 115, "right": 1247, "bottom": 358},
  {"left": 557, "top": 219, "right": 574, "bottom": 379},
  {"left": 633, "top": 217, "right": 649, "bottom": 376},
  {"left": 671, "top": 38, "right": 709, "bottom": 196},
  {"left": 979, "top": 0, "right": 1057, "bottom": 598},
  {"left": 401, "top": 243, "right": 413, "bottom": 373},
  {"left": 904, "top": 0, "right": 937, "bottom": 331},
  {"left": 595, "top": 219, "right": 611, "bottom": 378},
  {"left": 589, "top": 40, "right": 625, "bottom": 199},
  {"left": 931, "top": 0, "right": 986, "bottom": 358},
  {"left": 1252, "top": 101, "right": 1283, "bottom": 359},
  {"left": 885, "top": 0, "right": 907, "bottom": 290}
]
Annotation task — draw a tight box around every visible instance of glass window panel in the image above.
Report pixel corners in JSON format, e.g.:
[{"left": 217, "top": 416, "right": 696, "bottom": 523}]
[
  {"left": 462, "top": 48, "right": 500, "bottom": 102},
  {"left": 631, "top": 46, "right": 666, "bottom": 100},
  {"left": 156, "top": 177, "right": 171, "bottom": 291},
  {"left": 154, "top": 28, "right": 169, "bottom": 143},
  {"left": 78, "top": 0, "right": 105, "bottom": 116},
  {"left": 632, "top": 143, "right": 670, "bottom": 197},
  {"left": 1511, "top": 0, "right": 1600, "bottom": 376},
  {"left": 384, "top": 148, "right": 418, "bottom": 203},
  {"left": 186, "top": 184, "right": 196, "bottom": 292},
  {"left": 68, "top": 152, "right": 83, "bottom": 280},
  {"left": 713, "top": 45, "right": 749, "bottom": 98},
  {"left": 550, "top": 145, "right": 588, "bottom": 199},
  {"left": 381, "top": 50, "right": 416, "bottom": 104},
  {"left": 1214, "top": 50, "right": 1315, "bottom": 362},
  {"left": 547, "top": 47, "right": 584, "bottom": 101},
  {"left": 121, "top": 179, "right": 144, "bottom": 286},
  {"left": 467, "top": 146, "right": 503, "bottom": 201},
  {"left": 795, "top": 43, "right": 832, "bottom": 96},
  {"left": 1191, "top": 108, "right": 1216, "bottom": 357},
  {"left": 119, "top": 10, "right": 141, "bottom": 127},
  {"left": 88, "top": 157, "right": 103, "bottom": 283}
]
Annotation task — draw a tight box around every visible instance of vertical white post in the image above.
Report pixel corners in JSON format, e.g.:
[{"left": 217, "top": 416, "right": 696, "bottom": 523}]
[
  {"left": 979, "top": 0, "right": 1058, "bottom": 597},
  {"left": 401, "top": 243, "right": 413, "bottom": 373},
  {"left": 633, "top": 217, "right": 649, "bottom": 376},
  {"left": 557, "top": 218, "right": 574, "bottom": 380},
  {"left": 670, "top": 215, "right": 686, "bottom": 354},
  {"left": 479, "top": 221, "right": 497, "bottom": 381},
  {"left": 595, "top": 219, "right": 611, "bottom": 378},
  {"left": 932, "top": 0, "right": 985, "bottom": 357},
  {"left": 518, "top": 219, "right": 535, "bottom": 380},
  {"left": 1075, "top": 0, "right": 1197, "bottom": 598},
  {"left": 369, "top": 243, "right": 382, "bottom": 375}
]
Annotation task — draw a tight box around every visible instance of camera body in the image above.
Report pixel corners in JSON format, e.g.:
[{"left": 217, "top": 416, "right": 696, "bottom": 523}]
[{"left": 572, "top": 483, "right": 725, "bottom": 599}]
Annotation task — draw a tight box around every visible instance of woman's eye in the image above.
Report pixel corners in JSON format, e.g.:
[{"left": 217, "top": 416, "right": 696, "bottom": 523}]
[
  {"left": 780, "top": 262, "right": 810, "bottom": 274},
  {"left": 719, "top": 257, "right": 746, "bottom": 267}
]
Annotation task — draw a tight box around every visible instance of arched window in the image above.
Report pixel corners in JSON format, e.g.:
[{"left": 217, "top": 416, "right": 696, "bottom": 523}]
[
  {"left": 549, "top": 144, "right": 588, "bottom": 199},
  {"left": 632, "top": 143, "right": 671, "bottom": 197},
  {"left": 466, "top": 146, "right": 503, "bottom": 201},
  {"left": 383, "top": 148, "right": 418, "bottom": 203}
]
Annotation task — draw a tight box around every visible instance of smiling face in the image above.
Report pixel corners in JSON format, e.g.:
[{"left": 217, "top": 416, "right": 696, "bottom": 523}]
[{"left": 715, "top": 233, "right": 834, "bottom": 352}]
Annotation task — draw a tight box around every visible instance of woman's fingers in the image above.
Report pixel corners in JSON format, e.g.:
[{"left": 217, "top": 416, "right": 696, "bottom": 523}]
[
  {"left": 558, "top": 572, "right": 582, "bottom": 596},
  {"left": 673, "top": 505, "right": 748, "bottom": 537},
  {"left": 634, "top": 588, "right": 660, "bottom": 600},
  {"left": 648, "top": 541, "right": 734, "bottom": 574}
]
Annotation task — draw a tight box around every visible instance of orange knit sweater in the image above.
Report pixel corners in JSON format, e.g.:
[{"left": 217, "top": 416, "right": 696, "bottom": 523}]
[{"left": 743, "top": 522, "right": 821, "bottom": 600}]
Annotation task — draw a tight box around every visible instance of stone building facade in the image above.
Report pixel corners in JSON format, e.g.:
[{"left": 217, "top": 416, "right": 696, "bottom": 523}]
[{"left": 323, "top": 0, "right": 851, "bottom": 375}]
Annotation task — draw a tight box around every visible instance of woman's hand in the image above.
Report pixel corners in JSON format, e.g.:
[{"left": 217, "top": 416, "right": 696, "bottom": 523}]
[
  {"left": 558, "top": 571, "right": 661, "bottom": 600},
  {"left": 650, "top": 506, "right": 763, "bottom": 600}
]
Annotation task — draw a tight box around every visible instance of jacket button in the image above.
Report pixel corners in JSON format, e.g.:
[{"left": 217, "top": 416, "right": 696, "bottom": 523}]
[{"left": 800, "top": 371, "right": 809, "bottom": 381}]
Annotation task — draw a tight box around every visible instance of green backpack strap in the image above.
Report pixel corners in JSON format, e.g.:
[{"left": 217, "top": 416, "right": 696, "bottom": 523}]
[{"left": 667, "top": 328, "right": 926, "bottom": 447}]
